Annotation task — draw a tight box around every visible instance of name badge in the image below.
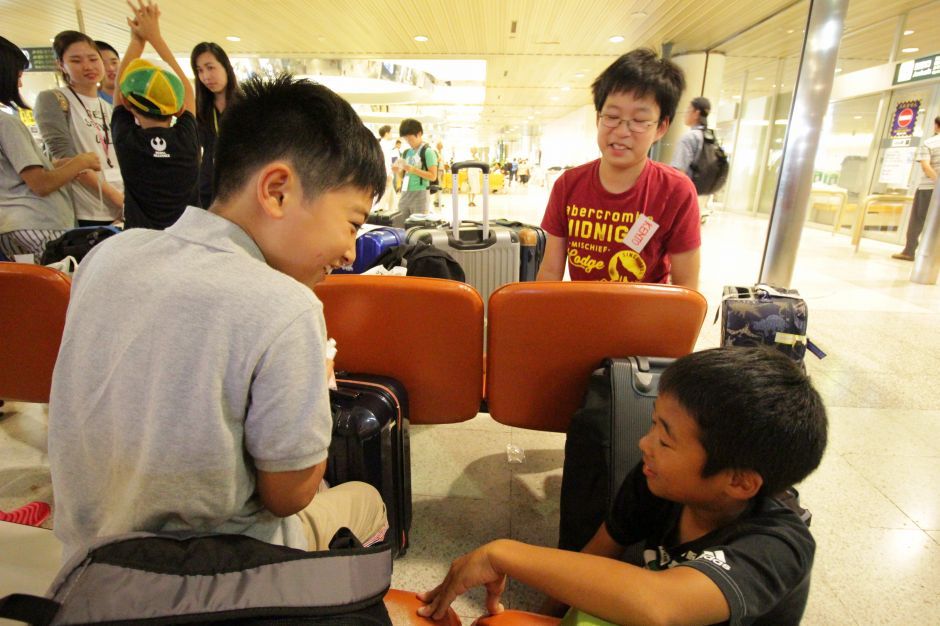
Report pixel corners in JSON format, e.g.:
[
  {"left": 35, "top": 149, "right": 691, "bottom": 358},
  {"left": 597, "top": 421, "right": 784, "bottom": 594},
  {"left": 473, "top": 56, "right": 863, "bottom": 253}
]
[{"left": 623, "top": 214, "right": 659, "bottom": 252}]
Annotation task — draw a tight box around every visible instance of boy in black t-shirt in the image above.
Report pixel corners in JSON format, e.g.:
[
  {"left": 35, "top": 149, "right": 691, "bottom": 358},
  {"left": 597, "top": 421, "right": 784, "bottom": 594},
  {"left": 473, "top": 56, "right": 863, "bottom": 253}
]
[
  {"left": 111, "top": 0, "right": 198, "bottom": 230},
  {"left": 418, "top": 347, "right": 828, "bottom": 625}
]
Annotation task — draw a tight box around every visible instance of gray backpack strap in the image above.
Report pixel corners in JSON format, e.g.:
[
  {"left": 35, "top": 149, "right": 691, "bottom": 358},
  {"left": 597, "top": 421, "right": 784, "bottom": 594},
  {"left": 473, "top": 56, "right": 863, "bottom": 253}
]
[{"left": 46, "top": 530, "right": 392, "bottom": 624}]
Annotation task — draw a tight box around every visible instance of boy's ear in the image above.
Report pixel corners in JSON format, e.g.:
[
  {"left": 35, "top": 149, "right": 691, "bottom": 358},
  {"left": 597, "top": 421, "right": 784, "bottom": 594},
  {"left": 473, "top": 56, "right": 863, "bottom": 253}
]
[
  {"left": 654, "top": 117, "right": 671, "bottom": 141},
  {"left": 725, "top": 468, "right": 763, "bottom": 501},
  {"left": 255, "top": 162, "right": 294, "bottom": 219}
]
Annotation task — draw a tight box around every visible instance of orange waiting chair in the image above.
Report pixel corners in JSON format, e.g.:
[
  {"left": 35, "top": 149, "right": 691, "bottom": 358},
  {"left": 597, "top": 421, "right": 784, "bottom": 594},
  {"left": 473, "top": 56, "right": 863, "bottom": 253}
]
[
  {"left": 486, "top": 281, "right": 707, "bottom": 432},
  {"left": 315, "top": 274, "right": 485, "bottom": 424},
  {"left": 384, "top": 589, "right": 462, "bottom": 625},
  {"left": 0, "top": 263, "right": 71, "bottom": 403}
]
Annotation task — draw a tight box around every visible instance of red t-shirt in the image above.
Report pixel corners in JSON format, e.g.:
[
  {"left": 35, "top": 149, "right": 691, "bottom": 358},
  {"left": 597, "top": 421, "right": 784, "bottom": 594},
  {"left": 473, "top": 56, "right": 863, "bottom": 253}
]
[{"left": 541, "top": 159, "right": 700, "bottom": 283}]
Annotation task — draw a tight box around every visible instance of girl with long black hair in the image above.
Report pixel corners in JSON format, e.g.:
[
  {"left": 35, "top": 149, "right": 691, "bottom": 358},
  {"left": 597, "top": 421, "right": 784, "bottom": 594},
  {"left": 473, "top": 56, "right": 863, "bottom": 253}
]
[{"left": 190, "top": 42, "right": 240, "bottom": 208}]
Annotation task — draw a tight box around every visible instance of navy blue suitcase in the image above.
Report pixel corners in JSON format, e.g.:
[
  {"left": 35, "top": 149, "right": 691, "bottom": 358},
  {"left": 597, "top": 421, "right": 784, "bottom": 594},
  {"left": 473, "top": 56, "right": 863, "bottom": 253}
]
[{"left": 333, "top": 227, "right": 406, "bottom": 275}]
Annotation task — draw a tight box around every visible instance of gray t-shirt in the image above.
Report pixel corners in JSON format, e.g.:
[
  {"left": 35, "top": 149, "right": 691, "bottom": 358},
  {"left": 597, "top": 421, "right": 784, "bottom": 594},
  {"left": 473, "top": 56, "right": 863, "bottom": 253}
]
[
  {"left": 0, "top": 107, "right": 74, "bottom": 233},
  {"left": 49, "top": 207, "right": 331, "bottom": 561},
  {"left": 671, "top": 126, "right": 705, "bottom": 177},
  {"left": 916, "top": 133, "right": 940, "bottom": 189}
]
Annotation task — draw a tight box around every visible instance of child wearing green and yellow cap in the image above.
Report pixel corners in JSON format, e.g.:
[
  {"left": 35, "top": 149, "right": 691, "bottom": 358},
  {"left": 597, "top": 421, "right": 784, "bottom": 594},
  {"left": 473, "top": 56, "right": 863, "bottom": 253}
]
[{"left": 111, "top": 0, "right": 199, "bottom": 230}]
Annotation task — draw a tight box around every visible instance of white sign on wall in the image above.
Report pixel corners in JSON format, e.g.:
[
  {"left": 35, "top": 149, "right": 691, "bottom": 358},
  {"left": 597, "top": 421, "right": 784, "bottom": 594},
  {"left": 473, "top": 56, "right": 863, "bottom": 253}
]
[{"left": 878, "top": 147, "right": 916, "bottom": 186}]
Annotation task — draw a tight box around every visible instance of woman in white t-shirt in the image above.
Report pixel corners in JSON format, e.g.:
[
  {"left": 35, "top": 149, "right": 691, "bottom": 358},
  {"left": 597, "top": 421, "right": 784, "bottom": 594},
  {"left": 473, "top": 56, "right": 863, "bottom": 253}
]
[{"left": 35, "top": 30, "right": 123, "bottom": 226}]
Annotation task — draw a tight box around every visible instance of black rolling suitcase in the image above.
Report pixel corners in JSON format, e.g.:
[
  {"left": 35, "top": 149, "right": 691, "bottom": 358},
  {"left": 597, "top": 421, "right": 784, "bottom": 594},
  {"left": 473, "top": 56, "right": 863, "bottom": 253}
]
[
  {"left": 327, "top": 373, "right": 412, "bottom": 557},
  {"left": 558, "top": 357, "right": 673, "bottom": 552}
]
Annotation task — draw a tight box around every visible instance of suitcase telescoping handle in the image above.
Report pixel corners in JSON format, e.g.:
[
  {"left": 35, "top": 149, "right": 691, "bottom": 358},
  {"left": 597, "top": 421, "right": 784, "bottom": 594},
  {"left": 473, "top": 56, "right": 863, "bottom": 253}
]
[{"left": 450, "top": 160, "right": 490, "bottom": 241}]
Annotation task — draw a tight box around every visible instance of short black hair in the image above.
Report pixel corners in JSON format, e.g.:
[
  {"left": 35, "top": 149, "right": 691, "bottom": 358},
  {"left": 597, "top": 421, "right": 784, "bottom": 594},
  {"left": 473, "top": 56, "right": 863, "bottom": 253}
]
[
  {"left": 591, "top": 48, "right": 685, "bottom": 125},
  {"left": 659, "top": 347, "right": 828, "bottom": 496},
  {"left": 934, "top": 115, "right": 940, "bottom": 127},
  {"left": 94, "top": 40, "right": 119, "bottom": 57},
  {"left": 378, "top": 124, "right": 391, "bottom": 138},
  {"left": 690, "top": 96, "right": 711, "bottom": 120},
  {"left": 0, "top": 35, "right": 30, "bottom": 109},
  {"left": 399, "top": 118, "right": 422, "bottom": 136},
  {"left": 214, "top": 75, "right": 386, "bottom": 204}
]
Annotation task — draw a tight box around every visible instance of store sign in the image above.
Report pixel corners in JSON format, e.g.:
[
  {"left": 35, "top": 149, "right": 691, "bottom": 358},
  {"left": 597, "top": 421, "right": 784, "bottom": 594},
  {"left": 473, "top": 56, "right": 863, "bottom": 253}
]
[
  {"left": 878, "top": 147, "right": 916, "bottom": 186},
  {"left": 890, "top": 100, "right": 920, "bottom": 138},
  {"left": 894, "top": 53, "right": 940, "bottom": 85},
  {"left": 22, "top": 47, "right": 58, "bottom": 72}
]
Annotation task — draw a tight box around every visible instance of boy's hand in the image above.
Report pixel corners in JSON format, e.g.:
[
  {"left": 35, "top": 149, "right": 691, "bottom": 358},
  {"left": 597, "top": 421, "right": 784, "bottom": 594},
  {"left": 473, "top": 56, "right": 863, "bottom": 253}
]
[
  {"left": 126, "top": 0, "right": 162, "bottom": 42},
  {"left": 417, "top": 541, "right": 507, "bottom": 621}
]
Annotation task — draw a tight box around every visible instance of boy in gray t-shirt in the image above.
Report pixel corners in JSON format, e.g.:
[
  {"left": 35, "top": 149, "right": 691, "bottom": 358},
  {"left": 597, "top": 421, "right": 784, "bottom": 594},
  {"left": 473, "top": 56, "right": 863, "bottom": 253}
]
[{"left": 48, "top": 63, "right": 389, "bottom": 560}]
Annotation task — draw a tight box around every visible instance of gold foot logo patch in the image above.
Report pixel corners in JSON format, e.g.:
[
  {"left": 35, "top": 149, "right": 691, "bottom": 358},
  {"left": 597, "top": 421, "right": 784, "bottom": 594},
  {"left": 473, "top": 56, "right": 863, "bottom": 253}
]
[{"left": 609, "top": 250, "right": 646, "bottom": 282}]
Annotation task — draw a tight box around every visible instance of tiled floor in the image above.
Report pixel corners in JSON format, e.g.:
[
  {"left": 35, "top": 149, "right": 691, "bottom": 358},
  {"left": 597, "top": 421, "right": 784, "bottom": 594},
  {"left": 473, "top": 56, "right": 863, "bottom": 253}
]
[{"left": 2, "top": 182, "right": 939, "bottom": 624}]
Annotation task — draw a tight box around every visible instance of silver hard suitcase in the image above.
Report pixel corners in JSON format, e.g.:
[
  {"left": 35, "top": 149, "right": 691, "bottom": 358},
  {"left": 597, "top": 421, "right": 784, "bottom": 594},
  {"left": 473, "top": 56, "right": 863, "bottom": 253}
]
[{"left": 406, "top": 161, "right": 519, "bottom": 309}]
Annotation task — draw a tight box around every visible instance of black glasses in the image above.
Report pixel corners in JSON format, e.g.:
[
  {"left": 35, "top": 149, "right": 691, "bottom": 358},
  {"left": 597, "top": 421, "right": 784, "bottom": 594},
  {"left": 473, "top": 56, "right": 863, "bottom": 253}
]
[{"left": 598, "top": 113, "right": 657, "bottom": 133}]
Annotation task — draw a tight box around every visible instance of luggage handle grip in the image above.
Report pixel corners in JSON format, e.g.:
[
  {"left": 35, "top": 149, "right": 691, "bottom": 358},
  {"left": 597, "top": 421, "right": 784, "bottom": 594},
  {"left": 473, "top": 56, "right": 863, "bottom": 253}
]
[{"left": 450, "top": 160, "right": 490, "bottom": 239}]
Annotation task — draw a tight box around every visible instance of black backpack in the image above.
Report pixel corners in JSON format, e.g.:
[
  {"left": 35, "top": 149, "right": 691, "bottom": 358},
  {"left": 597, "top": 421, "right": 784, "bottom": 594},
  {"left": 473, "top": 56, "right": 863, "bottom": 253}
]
[
  {"left": 40, "top": 226, "right": 120, "bottom": 266},
  {"left": 689, "top": 128, "right": 729, "bottom": 195},
  {"left": 372, "top": 242, "right": 465, "bottom": 282},
  {"left": 418, "top": 145, "right": 441, "bottom": 194}
]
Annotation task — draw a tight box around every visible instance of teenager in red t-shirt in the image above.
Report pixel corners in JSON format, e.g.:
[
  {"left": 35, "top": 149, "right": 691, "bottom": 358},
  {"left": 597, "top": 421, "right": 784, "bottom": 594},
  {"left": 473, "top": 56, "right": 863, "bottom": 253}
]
[{"left": 538, "top": 49, "right": 701, "bottom": 289}]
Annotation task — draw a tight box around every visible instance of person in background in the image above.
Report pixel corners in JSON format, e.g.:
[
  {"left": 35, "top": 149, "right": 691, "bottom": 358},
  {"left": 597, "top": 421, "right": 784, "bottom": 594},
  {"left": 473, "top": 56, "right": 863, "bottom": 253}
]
[
  {"left": 893, "top": 115, "right": 940, "bottom": 261},
  {"left": 191, "top": 41, "right": 240, "bottom": 209},
  {"left": 377, "top": 124, "right": 397, "bottom": 213},
  {"left": 395, "top": 118, "right": 437, "bottom": 219},
  {"left": 35, "top": 30, "right": 124, "bottom": 226},
  {"left": 392, "top": 138, "right": 402, "bottom": 191},
  {"left": 536, "top": 49, "right": 700, "bottom": 289},
  {"left": 0, "top": 35, "right": 98, "bottom": 260},
  {"left": 112, "top": 0, "right": 198, "bottom": 230},
  {"left": 671, "top": 96, "right": 712, "bottom": 215},
  {"left": 94, "top": 40, "right": 120, "bottom": 105}
]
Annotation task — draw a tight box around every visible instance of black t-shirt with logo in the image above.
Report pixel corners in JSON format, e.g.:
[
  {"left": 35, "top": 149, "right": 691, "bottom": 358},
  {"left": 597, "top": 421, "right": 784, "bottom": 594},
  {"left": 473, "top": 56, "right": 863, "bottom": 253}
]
[
  {"left": 605, "top": 464, "right": 816, "bottom": 626},
  {"left": 112, "top": 107, "right": 199, "bottom": 230}
]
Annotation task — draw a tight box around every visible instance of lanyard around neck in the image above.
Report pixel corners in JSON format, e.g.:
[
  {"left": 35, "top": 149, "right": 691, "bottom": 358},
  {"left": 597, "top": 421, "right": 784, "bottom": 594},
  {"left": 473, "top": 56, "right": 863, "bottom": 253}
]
[{"left": 67, "top": 86, "right": 113, "bottom": 168}]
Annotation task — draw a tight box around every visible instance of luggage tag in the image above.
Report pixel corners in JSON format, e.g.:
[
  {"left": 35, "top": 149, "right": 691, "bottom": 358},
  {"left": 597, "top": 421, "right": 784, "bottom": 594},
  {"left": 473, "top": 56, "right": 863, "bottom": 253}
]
[{"left": 623, "top": 214, "right": 659, "bottom": 253}]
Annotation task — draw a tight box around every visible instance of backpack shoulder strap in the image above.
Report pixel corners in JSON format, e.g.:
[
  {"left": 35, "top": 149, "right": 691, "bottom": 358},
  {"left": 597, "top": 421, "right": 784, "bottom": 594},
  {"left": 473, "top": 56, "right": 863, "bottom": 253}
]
[{"left": 419, "top": 144, "right": 428, "bottom": 171}]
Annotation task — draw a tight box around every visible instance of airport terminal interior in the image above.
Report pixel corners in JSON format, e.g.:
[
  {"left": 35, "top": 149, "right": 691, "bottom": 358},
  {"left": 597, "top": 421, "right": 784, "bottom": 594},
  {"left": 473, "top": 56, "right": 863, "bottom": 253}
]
[{"left": 1, "top": 0, "right": 939, "bottom": 624}]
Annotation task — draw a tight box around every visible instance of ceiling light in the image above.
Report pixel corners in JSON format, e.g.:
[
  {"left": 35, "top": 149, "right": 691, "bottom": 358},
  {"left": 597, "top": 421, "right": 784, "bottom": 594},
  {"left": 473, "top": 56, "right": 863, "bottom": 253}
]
[
  {"left": 550, "top": 96, "right": 559, "bottom": 101},
  {"left": 904, "top": 30, "right": 914, "bottom": 36},
  {"left": 732, "top": 95, "right": 741, "bottom": 100},
  {"left": 561, "top": 86, "right": 571, "bottom": 91},
  {"left": 786, "top": 29, "right": 794, "bottom": 34},
  {"left": 609, "top": 35, "right": 625, "bottom": 43},
  {"left": 902, "top": 47, "right": 920, "bottom": 54},
  {"left": 414, "top": 35, "right": 429, "bottom": 42},
  {"left": 835, "top": 67, "right": 842, "bottom": 73},
  {"left": 574, "top": 72, "right": 585, "bottom": 78},
  {"left": 755, "top": 76, "right": 765, "bottom": 81},
  {"left": 631, "top": 11, "right": 647, "bottom": 18},
  {"left": 226, "top": 36, "right": 241, "bottom": 42},
  {"left": 853, "top": 115, "right": 862, "bottom": 119},
  {"left": 528, "top": 116, "right": 534, "bottom": 120}
]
